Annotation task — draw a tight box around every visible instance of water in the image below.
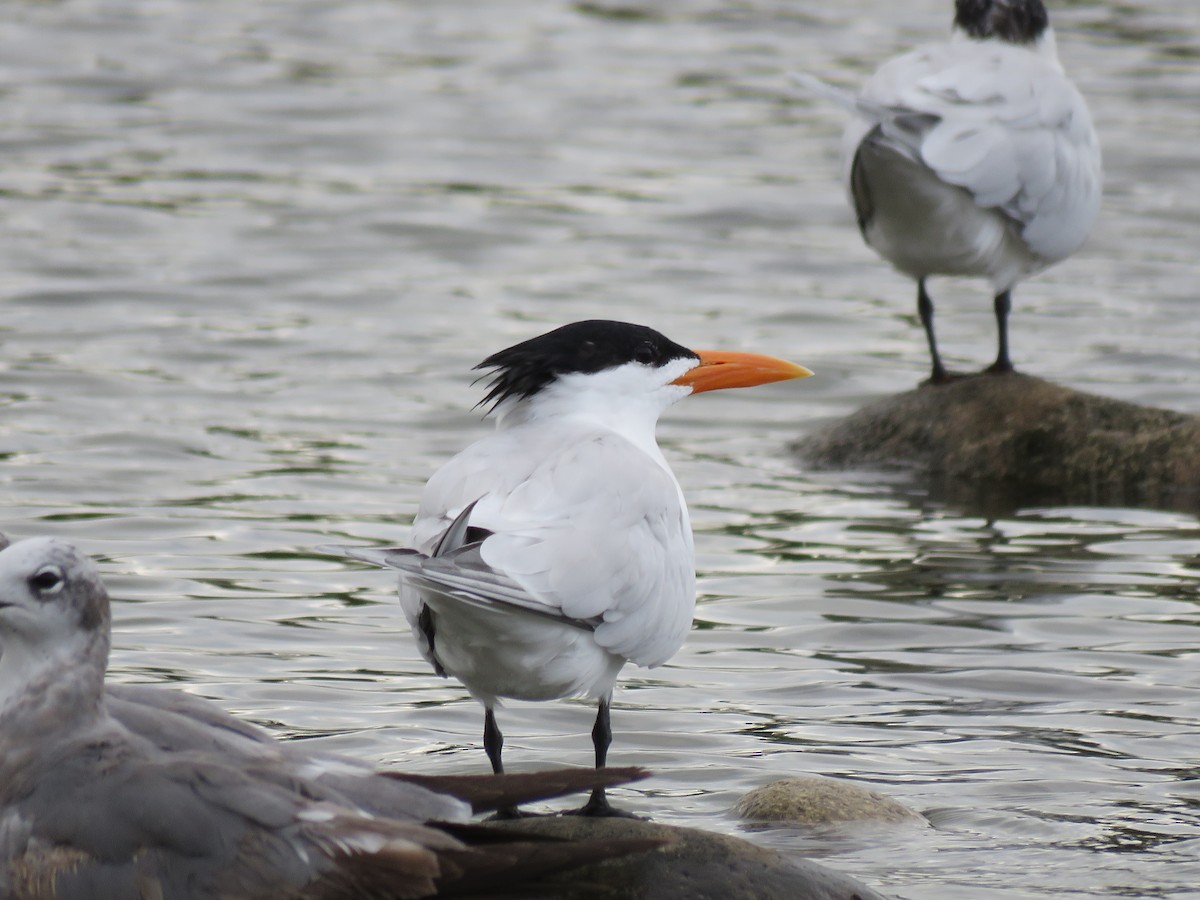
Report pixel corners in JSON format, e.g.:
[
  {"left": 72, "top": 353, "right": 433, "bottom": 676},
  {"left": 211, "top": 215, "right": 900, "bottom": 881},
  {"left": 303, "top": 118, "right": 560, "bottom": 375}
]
[{"left": 2, "top": 1, "right": 1199, "bottom": 896}]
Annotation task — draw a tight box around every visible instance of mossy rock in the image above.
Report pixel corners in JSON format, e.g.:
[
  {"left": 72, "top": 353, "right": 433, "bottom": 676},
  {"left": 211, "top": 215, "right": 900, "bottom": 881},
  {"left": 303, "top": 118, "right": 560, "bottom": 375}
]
[
  {"left": 735, "top": 776, "right": 927, "bottom": 828},
  {"left": 795, "top": 372, "right": 1200, "bottom": 512}
]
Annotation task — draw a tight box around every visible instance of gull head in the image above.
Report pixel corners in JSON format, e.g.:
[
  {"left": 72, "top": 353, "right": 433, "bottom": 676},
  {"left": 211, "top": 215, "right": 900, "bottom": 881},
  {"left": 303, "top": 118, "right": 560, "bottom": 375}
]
[{"left": 0, "top": 535, "right": 109, "bottom": 651}]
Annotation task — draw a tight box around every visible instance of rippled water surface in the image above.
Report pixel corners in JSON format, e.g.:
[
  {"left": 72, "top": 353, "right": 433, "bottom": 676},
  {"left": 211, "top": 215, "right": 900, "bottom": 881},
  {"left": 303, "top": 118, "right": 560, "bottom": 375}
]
[{"left": 3, "top": 1, "right": 1200, "bottom": 897}]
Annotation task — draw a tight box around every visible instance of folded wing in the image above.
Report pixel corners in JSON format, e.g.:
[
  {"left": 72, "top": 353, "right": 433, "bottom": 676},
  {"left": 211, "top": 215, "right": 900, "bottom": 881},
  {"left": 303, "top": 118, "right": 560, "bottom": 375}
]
[{"left": 856, "top": 40, "right": 1101, "bottom": 261}]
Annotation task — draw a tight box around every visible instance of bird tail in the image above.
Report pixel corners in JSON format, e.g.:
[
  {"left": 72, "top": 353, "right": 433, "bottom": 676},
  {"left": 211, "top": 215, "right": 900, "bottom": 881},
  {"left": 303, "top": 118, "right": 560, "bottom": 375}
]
[
  {"left": 319, "top": 498, "right": 595, "bottom": 632},
  {"left": 319, "top": 542, "right": 424, "bottom": 571},
  {"left": 788, "top": 71, "right": 859, "bottom": 112},
  {"left": 319, "top": 498, "right": 486, "bottom": 571},
  {"left": 789, "top": 70, "right": 903, "bottom": 128}
]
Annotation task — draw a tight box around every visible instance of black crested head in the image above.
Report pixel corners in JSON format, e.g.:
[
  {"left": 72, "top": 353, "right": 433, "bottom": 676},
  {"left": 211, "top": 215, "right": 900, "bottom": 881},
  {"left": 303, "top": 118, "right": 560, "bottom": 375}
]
[
  {"left": 474, "top": 320, "right": 699, "bottom": 410},
  {"left": 954, "top": 0, "right": 1049, "bottom": 44}
]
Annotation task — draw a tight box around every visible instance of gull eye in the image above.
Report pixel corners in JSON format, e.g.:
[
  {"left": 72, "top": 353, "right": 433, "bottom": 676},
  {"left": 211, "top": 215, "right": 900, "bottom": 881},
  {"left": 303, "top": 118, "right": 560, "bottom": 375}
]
[
  {"left": 633, "top": 341, "right": 657, "bottom": 365},
  {"left": 29, "top": 565, "right": 65, "bottom": 596}
]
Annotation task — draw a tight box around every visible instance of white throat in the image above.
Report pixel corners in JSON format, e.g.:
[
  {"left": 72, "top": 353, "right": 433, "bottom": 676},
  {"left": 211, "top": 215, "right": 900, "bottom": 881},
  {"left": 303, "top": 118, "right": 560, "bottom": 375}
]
[
  {"left": 491, "top": 358, "right": 695, "bottom": 458},
  {"left": 0, "top": 629, "right": 107, "bottom": 721}
]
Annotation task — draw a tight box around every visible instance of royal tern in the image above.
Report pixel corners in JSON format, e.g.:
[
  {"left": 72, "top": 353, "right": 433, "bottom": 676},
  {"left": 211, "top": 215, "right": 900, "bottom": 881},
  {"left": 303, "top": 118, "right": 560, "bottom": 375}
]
[
  {"left": 326, "top": 319, "right": 811, "bottom": 816},
  {"left": 794, "top": 0, "right": 1101, "bottom": 382},
  {"left": 0, "top": 533, "right": 658, "bottom": 899}
]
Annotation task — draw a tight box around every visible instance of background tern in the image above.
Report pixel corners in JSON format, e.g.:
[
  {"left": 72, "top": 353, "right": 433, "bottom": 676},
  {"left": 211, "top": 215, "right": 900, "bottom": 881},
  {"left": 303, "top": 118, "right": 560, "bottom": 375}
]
[
  {"left": 326, "top": 319, "right": 811, "bottom": 817},
  {"left": 0, "top": 533, "right": 659, "bottom": 899},
  {"left": 794, "top": 0, "right": 1102, "bottom": 382}
]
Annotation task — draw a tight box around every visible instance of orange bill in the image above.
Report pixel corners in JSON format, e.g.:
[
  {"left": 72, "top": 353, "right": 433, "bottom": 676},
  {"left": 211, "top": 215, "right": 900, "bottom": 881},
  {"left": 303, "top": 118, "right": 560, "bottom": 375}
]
[{"left": 672, "top": 350, "right": 813, "bottom": 394}]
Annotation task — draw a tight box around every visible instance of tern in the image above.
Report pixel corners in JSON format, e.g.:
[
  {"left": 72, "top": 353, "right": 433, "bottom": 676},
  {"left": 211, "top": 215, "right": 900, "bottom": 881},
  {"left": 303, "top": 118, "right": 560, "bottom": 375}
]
[
  {"left": 0, "top": 533, "right": 659, "bottom": 899},
  {"left": 794, "top": 0, "right": 1101, "bottom": 382},
  {"left": 325, "top": 320, "right": 811, "bottom": 816}
]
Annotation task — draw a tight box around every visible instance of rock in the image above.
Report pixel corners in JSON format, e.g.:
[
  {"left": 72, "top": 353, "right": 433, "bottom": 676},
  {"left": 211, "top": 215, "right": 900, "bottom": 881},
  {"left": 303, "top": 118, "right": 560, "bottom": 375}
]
[
  {"left": 735, "top": 776, "right": 927, "bottom": 827},
  {"left": 492, "top": 815, "right": 889, "bottom": 900},
  {"left": 794, "top": 372, "right": 1200, "bottom": 512}
]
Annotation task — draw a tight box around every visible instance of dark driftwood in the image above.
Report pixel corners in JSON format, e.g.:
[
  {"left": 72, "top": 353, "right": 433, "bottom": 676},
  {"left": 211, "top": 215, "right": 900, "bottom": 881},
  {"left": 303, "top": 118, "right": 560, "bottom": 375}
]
[
  {"left": 492, "top": 815, "right": 888, "bottom": 900},
  {"left": 794, "top": 372, "right": 1200, "bottom": 512}
]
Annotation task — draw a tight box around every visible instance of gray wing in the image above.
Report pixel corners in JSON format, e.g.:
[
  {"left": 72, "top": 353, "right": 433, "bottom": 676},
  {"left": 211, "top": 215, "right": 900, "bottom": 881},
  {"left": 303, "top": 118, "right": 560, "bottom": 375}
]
[
  {"left": 322, "top": 497, "right": 603, "bottom": 638},
  {"left": 327, "top": 541, "right": 601, "bottom": 634},
  {"left": 106, "top": 683, "right": 278, "bottom": 755},
  {"left": 106, "top": 683, "right": 470, "bottom": 826},
  {"left": 3, "top": 726, "right": 458, "bottom": 899}
]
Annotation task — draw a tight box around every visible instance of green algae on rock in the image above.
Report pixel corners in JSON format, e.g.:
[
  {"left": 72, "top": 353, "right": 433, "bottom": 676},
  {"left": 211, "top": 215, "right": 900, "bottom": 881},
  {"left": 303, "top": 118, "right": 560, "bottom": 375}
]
[{"left": 795, "top": 372, "right": 1200, "bottom": 512}]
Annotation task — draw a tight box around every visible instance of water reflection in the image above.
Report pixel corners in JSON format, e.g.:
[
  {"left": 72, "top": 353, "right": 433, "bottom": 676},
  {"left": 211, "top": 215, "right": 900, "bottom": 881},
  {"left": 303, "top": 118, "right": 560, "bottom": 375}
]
[{"left": 698, "top": 475, "right": 1200, "bottom": 894}]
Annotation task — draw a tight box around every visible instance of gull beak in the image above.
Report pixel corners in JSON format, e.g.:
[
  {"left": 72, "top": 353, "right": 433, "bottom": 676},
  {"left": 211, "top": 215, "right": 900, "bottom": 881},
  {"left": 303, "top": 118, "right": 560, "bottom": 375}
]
[{"left": 672, "top": 350, "right": 813, "bottom": 395}]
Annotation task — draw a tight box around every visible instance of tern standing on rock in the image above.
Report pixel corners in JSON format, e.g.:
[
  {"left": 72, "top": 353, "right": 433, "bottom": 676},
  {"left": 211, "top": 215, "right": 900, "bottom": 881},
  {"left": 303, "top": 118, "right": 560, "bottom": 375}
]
[
  {"left": 327, "top": 320, "right": 811, "bottom": 817},
  {"left": 795, "top": 0, "right": 1101, "bottom": 383}
]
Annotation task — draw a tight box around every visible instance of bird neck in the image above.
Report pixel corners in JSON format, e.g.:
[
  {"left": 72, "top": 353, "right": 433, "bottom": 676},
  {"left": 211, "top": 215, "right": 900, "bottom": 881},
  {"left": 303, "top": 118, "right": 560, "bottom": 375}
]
[
  {"left": 1029, "top": 27, "right": 1061, "bottom": 67},
  {"left": 492, "top": 375, "right": 688, "bottom": 460},
  {"left": 0, "top": 629, "right": 109, "bottom": 734},
  {"left": 952, "top": 24, "right": 1061, "bottom": 68}
]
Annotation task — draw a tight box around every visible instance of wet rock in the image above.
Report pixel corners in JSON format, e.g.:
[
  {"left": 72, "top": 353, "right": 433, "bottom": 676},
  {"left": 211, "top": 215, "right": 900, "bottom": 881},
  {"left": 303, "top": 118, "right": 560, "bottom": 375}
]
[
  {"left": 735, "top": 776, "right": 927, "bottom": 827},
  {"left": 493, "top": 815, "right": 889, "bottom": 900},
  {"left": 794, "top": 372, "right": 1200, "bottom": 512}
]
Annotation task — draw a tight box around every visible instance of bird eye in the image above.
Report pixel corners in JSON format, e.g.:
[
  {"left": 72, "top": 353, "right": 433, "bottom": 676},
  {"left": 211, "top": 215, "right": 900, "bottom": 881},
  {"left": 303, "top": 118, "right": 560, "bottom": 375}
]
[
  {"left": 633, "top": 341, "right": 657, "bottom": 364},
  {"left": 29, "top": 565, "right": 65, "bottom": 595}
]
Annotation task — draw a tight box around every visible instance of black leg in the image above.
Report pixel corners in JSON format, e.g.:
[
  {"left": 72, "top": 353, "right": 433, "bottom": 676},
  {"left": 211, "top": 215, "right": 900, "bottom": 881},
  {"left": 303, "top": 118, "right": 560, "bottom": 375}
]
[
  {"left": 986, "top": 289, "right": 1014, "bottom": 374},
  {"left": 917, "top": 278, "right": 949, "bottom": 384},
  {"left": 567, "top": 696, "right": 639, "bottom": 818},
  {"left": 591, "top": 695, "right": 612, "bottom": 771},
  {"left": 484, "top": 706, "right": 504, "bottom": 775},
  {"left": 484, "top": 707, "right": 526, "bottom": 819}
]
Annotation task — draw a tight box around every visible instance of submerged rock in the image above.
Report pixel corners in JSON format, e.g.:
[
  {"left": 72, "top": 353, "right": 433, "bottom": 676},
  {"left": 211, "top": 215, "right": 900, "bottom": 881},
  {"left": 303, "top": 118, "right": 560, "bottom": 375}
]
[
  {"left": 493, "top": 815, "right": 889, "bottom": 900},
  {"left": 794, "top": 372, "right": 1200, "bottom": 512},
  {"left": 735, "top": 776, "right": 927, "bottom": 828}
]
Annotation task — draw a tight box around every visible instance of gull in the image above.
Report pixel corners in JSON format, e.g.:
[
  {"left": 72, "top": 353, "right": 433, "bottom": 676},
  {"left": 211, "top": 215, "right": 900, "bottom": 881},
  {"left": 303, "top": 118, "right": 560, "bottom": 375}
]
[
  {"left": 794, "top": 0, "right": 1101, "bottom": 382},
  {"left": 325, "top": 319, "right": 812, "bottom": 816},
  {"left": 0, "top": 533, "right": 658, "bottom": 899}
]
